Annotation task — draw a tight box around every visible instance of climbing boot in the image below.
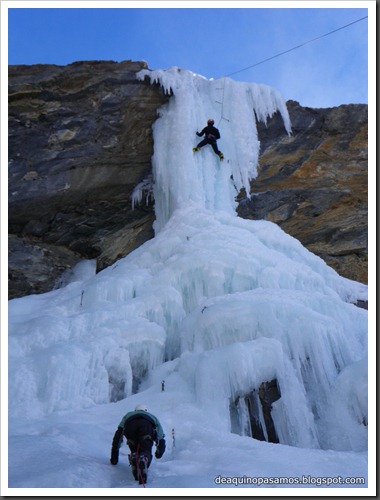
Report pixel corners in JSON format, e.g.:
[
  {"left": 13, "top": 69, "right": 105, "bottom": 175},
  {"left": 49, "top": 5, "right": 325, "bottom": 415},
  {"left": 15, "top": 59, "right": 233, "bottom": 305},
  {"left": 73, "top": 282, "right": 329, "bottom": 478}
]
[
  {"left": 218, "top": 152, "right": 224, "bottom": 161},
  {"left": 192, "top": 147, "right": 200, "bottom": 152},
  {"left": 138, "top": 455, "right": 149, "bottom": 484},
  {"left": 129, "top": 453, "right": 138, "bottom": 481}
]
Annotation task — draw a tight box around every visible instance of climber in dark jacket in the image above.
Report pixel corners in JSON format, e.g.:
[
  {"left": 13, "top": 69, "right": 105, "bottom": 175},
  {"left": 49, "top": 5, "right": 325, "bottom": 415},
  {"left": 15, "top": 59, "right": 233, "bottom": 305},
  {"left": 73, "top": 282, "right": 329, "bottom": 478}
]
[
  {"left": 193, "top": 119, "right": 224, "bottom": 160},
  {"left": 110, "top": 404, "right": 166, "bottom": 484}
]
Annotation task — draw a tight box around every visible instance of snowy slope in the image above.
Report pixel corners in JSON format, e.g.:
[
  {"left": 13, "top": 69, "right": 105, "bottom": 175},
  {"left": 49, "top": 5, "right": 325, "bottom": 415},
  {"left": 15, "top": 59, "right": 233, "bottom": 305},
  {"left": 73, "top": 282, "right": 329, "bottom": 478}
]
[{"left": 6, "top": 68, "right": 371, "bottom": 494}]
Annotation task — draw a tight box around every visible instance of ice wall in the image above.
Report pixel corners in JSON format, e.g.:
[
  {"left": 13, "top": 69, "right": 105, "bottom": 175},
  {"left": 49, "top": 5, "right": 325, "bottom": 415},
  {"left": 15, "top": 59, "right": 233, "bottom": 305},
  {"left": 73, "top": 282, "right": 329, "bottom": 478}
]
[
  {"left": 8, "top": 68, "right": 368, "bottom": 452},
  {"left": 136, "top": 67, "right": 291, "bottom": 232},
  {"left": 8, "top": 204, "right": 368, "bottom": 449}
]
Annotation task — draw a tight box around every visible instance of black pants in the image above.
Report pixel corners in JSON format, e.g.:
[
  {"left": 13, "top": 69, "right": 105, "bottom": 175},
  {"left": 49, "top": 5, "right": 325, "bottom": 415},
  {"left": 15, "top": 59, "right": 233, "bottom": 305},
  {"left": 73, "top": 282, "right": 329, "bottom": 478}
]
[
  {"left": 197, "top": 138, "right": 220, "bottom": 155},
  {"left": 124, "top": 417, "right": 155, "bottom": 466}
]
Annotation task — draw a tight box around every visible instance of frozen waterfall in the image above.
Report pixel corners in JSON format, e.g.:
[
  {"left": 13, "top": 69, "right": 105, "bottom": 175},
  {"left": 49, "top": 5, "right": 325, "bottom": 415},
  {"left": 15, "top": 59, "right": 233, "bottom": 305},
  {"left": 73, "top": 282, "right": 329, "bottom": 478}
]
[
  {"left": 136, "top": 67, "right": 291, "bottom": 232},
  {"left": 8, "top": 67, "right": 368, "bottom": 466}
]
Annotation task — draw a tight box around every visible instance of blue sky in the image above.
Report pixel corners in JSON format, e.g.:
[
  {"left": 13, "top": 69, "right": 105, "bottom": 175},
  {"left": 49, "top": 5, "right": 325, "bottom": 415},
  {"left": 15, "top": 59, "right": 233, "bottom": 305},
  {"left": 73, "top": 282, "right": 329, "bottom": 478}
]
[{"left": 5, "top": 2, "right": 372, "bottom": 108}]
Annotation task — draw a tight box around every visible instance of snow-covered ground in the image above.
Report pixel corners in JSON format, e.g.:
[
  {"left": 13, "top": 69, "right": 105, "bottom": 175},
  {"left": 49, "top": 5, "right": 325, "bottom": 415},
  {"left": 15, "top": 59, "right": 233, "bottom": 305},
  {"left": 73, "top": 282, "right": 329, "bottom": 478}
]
[{"left": 5, "top": 68, "right": 374, "bottom": 495}]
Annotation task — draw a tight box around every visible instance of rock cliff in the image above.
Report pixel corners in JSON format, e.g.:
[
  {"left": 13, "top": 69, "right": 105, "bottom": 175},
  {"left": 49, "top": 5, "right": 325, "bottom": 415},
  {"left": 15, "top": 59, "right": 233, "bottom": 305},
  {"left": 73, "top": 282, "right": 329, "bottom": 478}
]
[
  {"left": 8, "top": 61, "right": 367, "bottom": 299},
  {"left": 238, "top": 100, "right": 368, "bottom": 285},
  {"left": 9, "top": 60, "right": 167, "bottom": 297}
]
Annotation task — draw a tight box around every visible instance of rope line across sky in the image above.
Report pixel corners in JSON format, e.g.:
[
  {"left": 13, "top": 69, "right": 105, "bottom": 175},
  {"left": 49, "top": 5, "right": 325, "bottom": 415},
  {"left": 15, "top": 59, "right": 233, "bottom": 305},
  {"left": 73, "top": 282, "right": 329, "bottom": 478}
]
[{"left": 224, "top": 15, "right": 368, "bottom": 78}]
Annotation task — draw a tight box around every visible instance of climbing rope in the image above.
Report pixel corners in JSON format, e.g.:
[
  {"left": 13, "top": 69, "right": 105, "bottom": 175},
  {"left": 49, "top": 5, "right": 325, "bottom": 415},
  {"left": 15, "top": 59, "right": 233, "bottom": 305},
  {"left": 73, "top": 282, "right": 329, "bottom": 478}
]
[
  {"left": 136, "top": 442, "right": 146, "bottom": 488},
  {"left": 214, "top": 15, "right": 368, "bottom": 126},
  {"left": 224, "top": 15, "right": 368, "bottom": 78}
]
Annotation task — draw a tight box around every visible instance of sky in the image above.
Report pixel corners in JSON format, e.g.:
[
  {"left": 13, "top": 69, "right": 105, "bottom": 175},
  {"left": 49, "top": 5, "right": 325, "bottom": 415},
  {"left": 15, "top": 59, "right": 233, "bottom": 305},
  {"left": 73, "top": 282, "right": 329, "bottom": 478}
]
[{"left": 3, "top": 0, "right": 373, "bottom": 108}]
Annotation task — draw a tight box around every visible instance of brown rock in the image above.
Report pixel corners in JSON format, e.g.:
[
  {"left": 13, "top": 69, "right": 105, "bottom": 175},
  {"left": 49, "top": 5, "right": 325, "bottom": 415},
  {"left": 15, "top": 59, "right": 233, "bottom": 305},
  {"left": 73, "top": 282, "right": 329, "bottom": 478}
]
[
  {"left": 8, "top": 60, "right": 168, "bottom": 298},
  {"left": 237, "top": 100, "right": 368, "bottom": 284}
]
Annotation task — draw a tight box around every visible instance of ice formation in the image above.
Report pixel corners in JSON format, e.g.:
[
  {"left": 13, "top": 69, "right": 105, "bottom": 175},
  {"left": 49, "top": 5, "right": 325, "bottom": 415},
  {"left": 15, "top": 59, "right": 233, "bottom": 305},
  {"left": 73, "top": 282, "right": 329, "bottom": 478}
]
[
  {"left": 8, "top": 66, "right": 368, "bottom": 474},
  {"left": 136, "top": 67, "right": 291, "bottom": 232}
]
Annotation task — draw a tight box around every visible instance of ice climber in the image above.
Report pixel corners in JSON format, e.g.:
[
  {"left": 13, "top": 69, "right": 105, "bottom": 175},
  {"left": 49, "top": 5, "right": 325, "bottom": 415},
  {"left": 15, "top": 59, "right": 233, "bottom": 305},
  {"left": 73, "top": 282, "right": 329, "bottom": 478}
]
[
  {"left": 110, "top": 404, "right": 166, "bottom": 484},
  {"left": 193, "top": 119, "right": 224, "bottom": 160}
]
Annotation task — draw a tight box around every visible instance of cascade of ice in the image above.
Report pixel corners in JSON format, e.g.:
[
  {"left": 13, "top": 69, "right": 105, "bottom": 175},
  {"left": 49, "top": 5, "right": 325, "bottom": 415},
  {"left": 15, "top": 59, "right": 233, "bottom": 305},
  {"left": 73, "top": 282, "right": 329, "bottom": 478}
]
[
  {"left": 8, "top": 67, "right": 367, "bottom": 453},
  {"left": 136, "top": 67, "right": 291, "bottom": 232}
]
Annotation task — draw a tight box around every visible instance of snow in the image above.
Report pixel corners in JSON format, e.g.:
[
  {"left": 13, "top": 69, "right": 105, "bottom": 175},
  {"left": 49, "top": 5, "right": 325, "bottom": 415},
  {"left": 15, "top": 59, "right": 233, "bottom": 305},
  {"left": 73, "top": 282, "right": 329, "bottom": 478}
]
[{"left": 5, "top": 67, "right": 373, "bottom": 495}]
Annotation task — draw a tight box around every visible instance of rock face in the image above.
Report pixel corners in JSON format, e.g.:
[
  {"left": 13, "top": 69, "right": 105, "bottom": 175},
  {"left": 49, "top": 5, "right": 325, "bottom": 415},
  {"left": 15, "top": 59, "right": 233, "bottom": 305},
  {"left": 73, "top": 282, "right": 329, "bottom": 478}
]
[
  {"left": 9, "top": 60, "right": 167, "bottom": 298},
  {"left": 230, "top": 379, "right": 281, "bottom": 443},
  {"left": 8, "top": 62, "right": 367, "bottom": 299},
  {"left": 238, "top": 100, "right": 368, "bottom": 285}
]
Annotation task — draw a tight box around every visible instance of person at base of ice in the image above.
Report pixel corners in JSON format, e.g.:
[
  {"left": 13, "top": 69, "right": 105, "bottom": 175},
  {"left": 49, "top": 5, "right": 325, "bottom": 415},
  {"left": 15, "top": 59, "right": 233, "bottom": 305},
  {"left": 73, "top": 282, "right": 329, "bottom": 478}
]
[
  {"left": 193, "top": 119, "right": 224, "bottom": 160},
  {"left": 110, "top": 404, "right": 166, "bottom": 484}
]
